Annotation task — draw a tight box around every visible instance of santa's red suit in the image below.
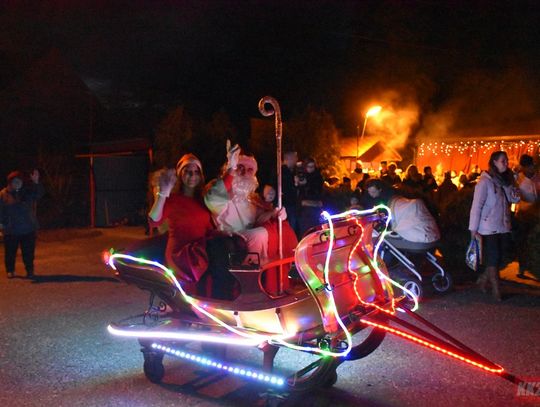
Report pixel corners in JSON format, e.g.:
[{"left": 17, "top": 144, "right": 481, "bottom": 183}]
[{"left": 204, "top": 156, "right": 297, "bottom": 294}]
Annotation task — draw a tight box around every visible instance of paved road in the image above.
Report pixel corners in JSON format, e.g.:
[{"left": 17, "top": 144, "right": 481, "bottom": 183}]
[{"left": 1, "top": 227, "right": 539, "bottom": 407}]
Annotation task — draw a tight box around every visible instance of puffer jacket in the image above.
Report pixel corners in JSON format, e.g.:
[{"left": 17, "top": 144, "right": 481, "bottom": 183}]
[
  {"left": 468, "top": 171, "right": 519, "bottom": 235},
  {"left": 390, "top": 196, "right": 440, "bottom": 243}
]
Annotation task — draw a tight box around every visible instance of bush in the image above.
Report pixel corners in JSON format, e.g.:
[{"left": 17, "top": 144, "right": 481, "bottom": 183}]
[
  {"left": 438, "top": 188, "right": 474, "bottom": 282},
  {"left": 517, "top": 202, "right": 540, "bottom": 279}
]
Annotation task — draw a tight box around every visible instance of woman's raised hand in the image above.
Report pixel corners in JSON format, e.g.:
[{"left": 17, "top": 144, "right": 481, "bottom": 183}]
[{"left": 158, "top": 169, "right": 177, "bottom": 197}]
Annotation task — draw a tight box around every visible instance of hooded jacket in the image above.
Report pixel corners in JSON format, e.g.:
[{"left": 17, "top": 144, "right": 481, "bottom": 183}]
[{"left": 468, "top": 171, "right": 519, "bottom": 235}]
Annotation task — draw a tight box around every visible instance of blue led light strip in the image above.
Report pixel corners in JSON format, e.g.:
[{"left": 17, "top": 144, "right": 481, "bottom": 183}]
[{"left": 151, "top": 343, "right": 285, "bottom": 387}]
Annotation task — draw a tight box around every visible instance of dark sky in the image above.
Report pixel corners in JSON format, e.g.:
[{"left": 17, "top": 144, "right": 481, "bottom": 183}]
[{"left": 2, "top": 0, "right": 540, "bottom": 135}]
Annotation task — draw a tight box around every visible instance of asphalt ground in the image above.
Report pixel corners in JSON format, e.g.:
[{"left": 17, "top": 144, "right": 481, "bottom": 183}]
[{"left": 1, "top": 226, "right": 539, "bottom": 407}]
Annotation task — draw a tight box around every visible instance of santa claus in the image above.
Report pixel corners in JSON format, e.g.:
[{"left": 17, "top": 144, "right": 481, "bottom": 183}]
[{"left": 204, "top": 141, "right": 296, "bottom": 269}]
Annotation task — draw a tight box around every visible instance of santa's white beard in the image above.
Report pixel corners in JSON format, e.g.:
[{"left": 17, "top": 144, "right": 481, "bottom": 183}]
[{"left": 232, "top": 174, "right": 258, "bottom": 202}]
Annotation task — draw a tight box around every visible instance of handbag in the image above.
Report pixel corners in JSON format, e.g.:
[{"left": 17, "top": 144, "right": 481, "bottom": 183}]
[{"left": 465, "top": 236, "right": 482, "bottom": 271}]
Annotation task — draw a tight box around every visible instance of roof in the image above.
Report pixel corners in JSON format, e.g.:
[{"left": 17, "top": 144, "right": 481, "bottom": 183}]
[
  {"left": 417, "top": 134, "right": 540, "bottom": 144},
  {"left": 339, "top": 136, "right": 402, "bottom": 162},
  {"left": 76, "top": 138, "right": 152, "bottom": 158}
]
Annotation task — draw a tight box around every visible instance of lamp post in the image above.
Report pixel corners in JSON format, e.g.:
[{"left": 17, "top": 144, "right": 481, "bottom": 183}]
[{"left": 356, "top": 105, "right": 382, "bottom": 162}]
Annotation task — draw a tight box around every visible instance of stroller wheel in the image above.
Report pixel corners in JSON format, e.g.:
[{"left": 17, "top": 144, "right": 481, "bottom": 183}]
[
  {"left": 431, "top": 272, "right": 453, "bottom": 293},
  {"left": 402, "top": 278, "right": 423, "bottom": 302}
]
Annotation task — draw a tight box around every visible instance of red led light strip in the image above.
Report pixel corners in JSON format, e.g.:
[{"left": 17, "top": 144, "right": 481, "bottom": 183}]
[
  {"left": 360, "top": 318, "right": 505, "bottom": 374},
  {"left": 347, "top": 217, "right": 396, "bottom": 316}
]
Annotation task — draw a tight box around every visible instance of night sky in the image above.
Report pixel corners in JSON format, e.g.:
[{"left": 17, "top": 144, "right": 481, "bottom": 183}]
[{"left": 2, "top": 0, "right": 540, "bottom": 136}]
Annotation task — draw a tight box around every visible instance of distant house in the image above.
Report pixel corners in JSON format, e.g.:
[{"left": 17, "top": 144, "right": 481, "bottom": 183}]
[{"left": 339, "top": 136, "right": 402, "bottom": 172}]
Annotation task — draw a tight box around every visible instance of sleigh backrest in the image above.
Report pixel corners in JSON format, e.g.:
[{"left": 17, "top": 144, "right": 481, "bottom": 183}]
[{"left": 294, "top": 212, "right": 386, "bottom": 334}]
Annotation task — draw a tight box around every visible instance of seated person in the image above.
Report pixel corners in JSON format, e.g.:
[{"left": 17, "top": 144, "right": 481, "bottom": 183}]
[
  {"left": 261, "top": 184, "right": 277, "bottom": 210},
  {"left": 148, "top": 154, "right": 239, "bottom": 299},
  {"left": 204, "top": 142, "right": 287, "bottom": 264},
  {"left": 204, "top": 142, "right": 297, "bottom": 294}
]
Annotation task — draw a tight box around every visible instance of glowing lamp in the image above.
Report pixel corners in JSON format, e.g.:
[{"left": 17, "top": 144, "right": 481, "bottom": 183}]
[
  {"left": 366, "top": 105, "right": 382, "bottom": 118},
  {"left": 357, "top": 105, "right": 382, "bottom": 161}
]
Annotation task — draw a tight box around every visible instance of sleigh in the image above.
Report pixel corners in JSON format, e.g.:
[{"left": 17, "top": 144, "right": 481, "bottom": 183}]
[
  {"left": 106, "top": 206, "right": 515, "bottom": 394},
  {"left": 105, "top": 97, "right": 516, "bottom": 399}
]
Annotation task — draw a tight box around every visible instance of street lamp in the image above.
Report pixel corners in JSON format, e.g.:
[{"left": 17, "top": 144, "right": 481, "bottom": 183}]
[{"left": 356, "top": 105, "right": 382, "bottom": 161}]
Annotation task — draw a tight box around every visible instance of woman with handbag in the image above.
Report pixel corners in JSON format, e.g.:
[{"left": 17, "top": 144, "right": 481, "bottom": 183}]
[{"left": 469, "top": 151, "right": 520, "bottom": 301}]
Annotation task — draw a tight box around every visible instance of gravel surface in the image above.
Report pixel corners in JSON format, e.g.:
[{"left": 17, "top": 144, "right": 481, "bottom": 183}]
[{"left": 1, "top": 226, "right": 539, "bottom": 406}]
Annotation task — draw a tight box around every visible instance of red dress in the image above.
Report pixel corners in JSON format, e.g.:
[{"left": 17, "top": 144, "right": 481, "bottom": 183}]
[{"left": 150, "top": 194, "right": 214, "bottom": 283}]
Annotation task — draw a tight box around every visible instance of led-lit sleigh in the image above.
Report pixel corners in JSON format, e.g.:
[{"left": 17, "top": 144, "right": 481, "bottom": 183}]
[{"left": 105, "top": 97, "right": 517, "bottom": 395}]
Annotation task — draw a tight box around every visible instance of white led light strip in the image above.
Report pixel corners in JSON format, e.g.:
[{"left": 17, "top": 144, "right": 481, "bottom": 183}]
[
  {"left": 108, "top": 253, "right": 281, "bottom": 345},
  {"left": 107, "top": 205, "right": 416, "bottom": 357},
  {"left": 150, "top": 343, "right": 285, "bottom": 386},
  {"left": 107, "top": 325, "right": 263, "bottom": 346}
]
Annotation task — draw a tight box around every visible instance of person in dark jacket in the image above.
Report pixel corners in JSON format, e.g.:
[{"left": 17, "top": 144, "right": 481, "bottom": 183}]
[
  {"left": 361, "top": 178, "right": 398, "bottom": 209},
  {"left": 281, "top": 151, "right": 300, "bottom": 237},
  {"left": 381, "top": 162, "right": 402, "bottom": 187},
  {"left": 297, "top": 157, "right": 324, "bottom": 236},
  {"left": 422, "top": 166, "right": 438, "bottom": 193},
  {"left": 0, "top": 170, "right": 44, "bottom": 279}
]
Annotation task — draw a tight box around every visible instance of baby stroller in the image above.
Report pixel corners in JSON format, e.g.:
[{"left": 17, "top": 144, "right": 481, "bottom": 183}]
[
  {"left": 378, "top": 196, "right": 453, "bottom": 301},
  {"left": 379, "top": 232, "right": 453, "bottom": 301}
]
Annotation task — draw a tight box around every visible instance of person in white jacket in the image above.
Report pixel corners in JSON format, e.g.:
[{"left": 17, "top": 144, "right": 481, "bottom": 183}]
[{"left": 469, "top": 151, "right": 520, "bottom": 301}]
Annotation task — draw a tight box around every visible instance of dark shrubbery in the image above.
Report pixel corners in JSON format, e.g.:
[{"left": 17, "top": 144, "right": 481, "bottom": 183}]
[
  {"left": 438, "top": 188, "right": 475, "bottom": 282},
  {"left": 517, "top": 202, "right": 540, "bottom": 279}
]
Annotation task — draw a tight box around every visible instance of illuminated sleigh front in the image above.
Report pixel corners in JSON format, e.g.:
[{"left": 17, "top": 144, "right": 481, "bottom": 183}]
[{"left": 106, "top": 206, "right": 516, "bottom": 393}]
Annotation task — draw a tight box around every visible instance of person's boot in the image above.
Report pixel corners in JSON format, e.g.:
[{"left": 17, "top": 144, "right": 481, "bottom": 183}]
[
  {"left": 487, "top": 267, "right": 502, "bottom": 302},
  {"left": 476, "top": 272, "right": 489, "bottom": 293}
]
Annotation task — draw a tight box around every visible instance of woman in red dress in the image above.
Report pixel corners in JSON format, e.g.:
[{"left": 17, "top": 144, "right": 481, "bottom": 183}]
[
  {"left": 148, "top": 154, "right": 214, "bottom": 292},
  {"left": 148, "top": 154, "right": 241, "bottom": 299}
]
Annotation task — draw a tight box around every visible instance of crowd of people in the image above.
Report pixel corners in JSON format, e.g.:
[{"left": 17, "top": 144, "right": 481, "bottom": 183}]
[
  {"left": 143, "top": 139, "right": 538, "bottom": 301},
  {"left": 2, "top": 143, "right": 538, "bottom": 304},
  {"left": 314, "top": 152, "right": 538, "bottom": 302}
]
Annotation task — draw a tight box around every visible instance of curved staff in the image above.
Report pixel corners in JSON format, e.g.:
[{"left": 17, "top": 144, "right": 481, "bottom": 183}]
[{"left": 258, "top": 96, "right": 284, "bottom": 294}]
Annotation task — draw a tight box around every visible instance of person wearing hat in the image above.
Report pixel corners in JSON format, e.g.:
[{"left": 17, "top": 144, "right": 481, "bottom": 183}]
[
  {"left": 0, "top": 169, "right": 44, "bottom": 279},
  {"left": 148, "top": 154, "right": 217, "bottom": 293},
  {"left": 205, "top": 141, "right": 293, "bottom": 262}
]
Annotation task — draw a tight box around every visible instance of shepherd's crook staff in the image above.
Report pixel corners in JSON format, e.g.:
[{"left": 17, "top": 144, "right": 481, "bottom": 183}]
[{"left": 258, "top": 96, "right": 284, "bottom": 294}]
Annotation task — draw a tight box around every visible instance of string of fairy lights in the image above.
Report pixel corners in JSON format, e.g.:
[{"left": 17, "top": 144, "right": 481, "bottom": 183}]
[{"left": 418, "top": 139, "right": 540, "bottom": 157}]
